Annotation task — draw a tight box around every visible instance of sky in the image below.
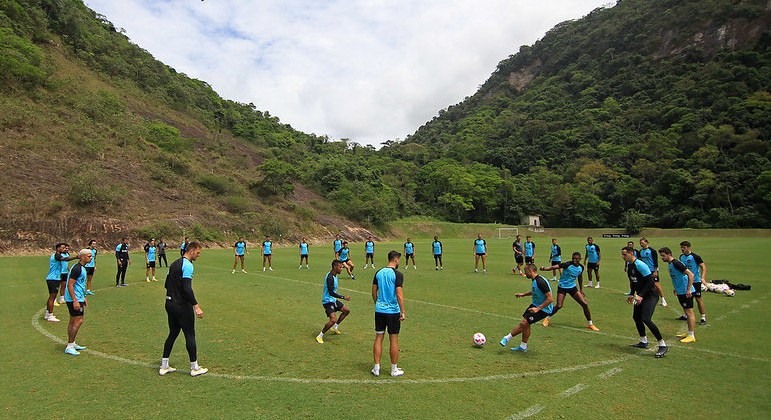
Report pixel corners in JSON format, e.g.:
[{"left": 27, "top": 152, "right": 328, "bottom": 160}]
[{"left": 84, "top": 0, "right": 611, "bottom": 146}]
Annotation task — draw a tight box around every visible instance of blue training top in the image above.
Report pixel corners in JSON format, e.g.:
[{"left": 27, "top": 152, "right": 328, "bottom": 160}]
[
  {"left": 557, "top": 262, "right": 585, "bottom": 289},
  {"left": 679, "top": 253, "right": 703, "bottom": 282},
  {"left": 235, "top": 241, "right": 246, "bottom": 256},
  {"left": 146, "top": 246, "right": 157, "bottom": 262},
  {"left": 339, "top": 247, "right": 350, "bottom": 261},
  {"left": 334, "top": 240, "right": 342, "bottom": 253},
  {"left": 639, "top": 248, "right": 658, "bottom": 272},
  {"left": 300, "top": 242, "right": 309, "bottom": 255},
  {"left": 551, "top": 245, "right": 561, "bottom": 262},
  {"left": 322, "top": 271, "right": 340, "bottom": 304},
  {"left": 64, "top": 263, "right": 87, "bottom": 302},
  {"left": 365, "top": 241, "right": 375, "bottom": 254},
  {"left": 432, "top": 241, "right": 442, "bottom": 255},
  {"left": 373, "top": 267, "right": 404, "bottom": 314},
  {"left": 60, "top": 252, "right": 69, "bottom": 274},
  {"left": 85, "top": 249, "right": 97, "bottom": 268},
  {"left": 585, "top": 244, "right": 600, "bottom": 263},
  {"left": 263, "top": 241, "right": 272, "bottom": 255},
  {"left": 474, "top": 239, "right": 486, "bottom": 254},
  {"left": 404, "top": 242, "right": 414, "bottom": 254},
  {"left": 531, "top": 275, "right": 553, "bottom": 314},
  {"left": 667, "top": 259, "right": 696, "bottom": 295},
  {"left": 47, "top": 253, "right": 64, "bottom": 280},
  {"left": 524, "top": 242, "right": 534, "bottom": 257}
]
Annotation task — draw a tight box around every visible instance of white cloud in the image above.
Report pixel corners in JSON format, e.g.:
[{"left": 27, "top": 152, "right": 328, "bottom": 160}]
[{"left": 85, "top": 0, "right": 610, "bottom": 146}]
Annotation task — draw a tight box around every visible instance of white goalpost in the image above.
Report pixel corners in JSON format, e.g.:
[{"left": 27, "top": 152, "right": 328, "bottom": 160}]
[{"left": 497, "top": 227, "right": 519, "bottom": 239}]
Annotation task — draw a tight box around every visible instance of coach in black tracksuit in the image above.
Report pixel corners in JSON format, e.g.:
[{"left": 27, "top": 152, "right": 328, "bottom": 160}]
[
  {"left": 622, "top": 246, "right": 667, "bottom": 358},
  {"left": 115, "top": 238, "right": 130, "bottom": 286}
]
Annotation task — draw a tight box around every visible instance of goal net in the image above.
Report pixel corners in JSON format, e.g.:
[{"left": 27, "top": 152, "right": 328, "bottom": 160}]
[{"left": 497, "top": 228, "right": 519, "bottom": 239}]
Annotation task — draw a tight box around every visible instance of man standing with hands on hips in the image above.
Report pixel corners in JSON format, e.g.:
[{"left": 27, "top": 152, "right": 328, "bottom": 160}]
[{"left": 372, "top": 250, "right": 406, "bottom": 377}]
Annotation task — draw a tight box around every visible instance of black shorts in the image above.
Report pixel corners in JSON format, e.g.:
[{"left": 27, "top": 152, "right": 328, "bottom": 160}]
[
  {"left": 85, "top": 267, "right": 95, "bottom": 276},
  {"left": 46, "top": 280, "right": 60, "bottom": 294},
  {"left": 557, "top": 286, "right": 580, "bottom": 296},
  {"left": 434, "top": 253, "right": 442, "bottom": 258},
  {"left": 476, "top": 252, "right": 486, "bottom": 256},
  {"left": 60, "top": 273, "right": 67, "bottom": 282},
  {"left": 263, "top": 253, "right": 271, "bottom": 257},
  {"left": 587, "top": 262, "right": 599, "bottom": 270},
  {"left": 551, "top": 260, "right": 561, "bottom": 266},
  {"left": 692, "top": 283, "right": 702, "bottom": 297},
  {"left": 66, "top": 301, "right": 85, "bottom": 317},
  {"left": 300, "top": 254, "right": 308, "bottom": 258},
  {"left": 235, "top": 254, "right": 245, "bottom": 258},
  {"left": 523, "top": 305, "right": 551, "bottom": 324},
  {"left": 677, "top": 294, "right": 694, "bottom": 309},
  {"left": 340, "top": 258, "right": 350, "bottom": 264},
  {"left": 323, "top": 300, "right": 345, "bottom": 317},
  {"left": 405, "top": 253, "right": 414, "bottom": 259},
  {"left": 653, "top": 272, "right": 659, "bottom": 282},
  {"left": 375, "top": 312, "right": 401, "bottom": 334},
  {"left": 366, "top": 253, "right": 374, "bottom": 259},
  {"left": 515, "top": 255, "right": 524, "bottom": 264},
  {"left": 146, "top": 261, "right": 156, "bottom": 268},
  {"left": 525, "top": 257, "right": 534, "bottom": 263}
]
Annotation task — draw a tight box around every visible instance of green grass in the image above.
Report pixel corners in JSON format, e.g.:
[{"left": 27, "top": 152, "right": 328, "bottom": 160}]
[{"left": 2, "top": 232, "right": 770, "bottom": 418}]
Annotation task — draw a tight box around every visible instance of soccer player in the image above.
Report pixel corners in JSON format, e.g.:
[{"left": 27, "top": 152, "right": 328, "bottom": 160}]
[
  {"left": 160, "top": 241, "right": 207, "bottom": 377},
  {"left": 622, "top": 241, "right": 637, "bottom": 295},
  {"left": 540, "top": 252, "right": 599, "bottom": 330},
  {"left": 180, "top": 236, "right": 190, "bottom": 257},
  {"left": 639, "top": 238, "right": 667, "bottom": 307},
  {"left": 364, "top": 236, "right": 375, "bottom": 269},
  {"left": 512, "top": 234, "right": 525, "bottom": 276},
  {"left": 473, "top": 233, "right": 487, "bottom": 274},
  {"left": 262, "top": 235, "right": 273, "bottom": 271},
  {"left": 115, "top": 238, "right": 130, "bottom": 287},
  {"left": 679, "top": 241, "right": 707, "bottom": 325},
  {"left": 317, "top": 260, "right": 351, "bottom": 343},
  {"left": 584, "top": 237, "right": 601, "bottom": 288},
  {"left": 659, "top": 247, "right": 696, "bottom": 343},
  {"left": 56, "top": 244, "right": 72, "bottom": 305},
  {"left": 339, "top": 241, "right": 355, "bottom": 279},
  {"left": 64, "top": 249, "right": 93, "bottom": 355},
  {"left": 145, "top": 239, "right": 158, "bottom": 282},
  {"left": 404, "top": 238, "right": 416, "bottom": 269},
  {"left": 548, "top": 238, "right": 562, "bottom": 281},
  {"left": 333, "top": 234, "right": 343, "bottom": 259},
  {"left": 85, "top": 240, "right": 97, "bottom": 295},
  {"left": 499, "top": 264, "right": 554, "bottom": 352},
  {"left": 299, "top": 238, "right": 310, "bottom": 269},
  {"left": 524, "top": 236, "right": 535, "bottom": 266},
  {"left": 44, "top": 243, "right": 77, "bottom": 322},
  {"left": 371, "top": 250, "right": 406, "bottom": 377},
  {"left": 432, "top": 236, "right": 443, "bottom": 270},
  {"left": 622, "top": 246, "right": 667, "bottom": 358},
  {"left": 157, "top": 239, "right": 168, "bottom": 268},
  {"left": 233, "top": 236, "right": 248, "bottom": 274}
]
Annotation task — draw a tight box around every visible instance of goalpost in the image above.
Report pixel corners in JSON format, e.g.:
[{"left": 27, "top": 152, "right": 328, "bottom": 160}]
[{"left": 497, "top": 227, "right": 519, "bottom": 239}]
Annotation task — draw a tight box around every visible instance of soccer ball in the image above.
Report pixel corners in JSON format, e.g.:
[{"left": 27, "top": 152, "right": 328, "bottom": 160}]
[
  {"left": 473, "top": 332, "right": 486, "bottom": 347},
  {"left": 724, "top": 289, "right": 735, "bottom": 297}
]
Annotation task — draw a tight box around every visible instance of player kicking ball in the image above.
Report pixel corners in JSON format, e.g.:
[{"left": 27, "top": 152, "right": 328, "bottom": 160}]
[
  {"left": 499, "top": 264, "right": 554, "bottom": 352},
  {"left": 540, "top": 252, "right": 599, "bottom": 331},
  {"left": 317, "top": 260, "right": 351, "bottom": 343}
]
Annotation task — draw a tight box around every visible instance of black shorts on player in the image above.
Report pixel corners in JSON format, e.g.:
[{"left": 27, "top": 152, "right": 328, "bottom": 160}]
[
  {"left": 60, "top": 273, "right": 67, "bottom": 282},
  {"left": 476, "top": 252, "right": 486, "bottom": 256},
  {"left": 375, "top": 312, "right": 401, "bottom": 334},
  {"left": 557, "top": 286, "right": 580, "bottom": 296},
  {"left": 515, "top": 255, "right": 524, "bottom": 264},
  {"left": 263, "top": 253, "right": 271, "bottom": 257},
  {"left": 66, "top": 301, "right": 85, "bottom": 317},
  {"left": 146, "top": 261, "right": 156, "bottom": 268},
  {"left": 587, "top": 262, "right": 599, "bottom": 270},
  {"left": 551, "top": 260, "right": 560, "bottom": 265},
  {"left": 46, "top": 280, "right": 60, "bottom": 294},
  {"left": 677, "top": 294, "right": 694, "bottom": 309},
  {"left": 692, "top": 282, "right": 702, "bottom": 297},
  {"left": 525, "top": 257, "right": 534, "bottom": 264},
  {"left": 366, "top": 253, "right": 374, "bottom": 259},
  {"left": 85, "top": 267, "right": 95, "bottom": 276},
  {"left": 323, "top": 300, "right": 345, "bottom": 317},
  {"left": 405, "top": 253, "right": 414, "bottom": 259},
  {"left": 523, "top": 304, "right": 550, "bottom": 324}
]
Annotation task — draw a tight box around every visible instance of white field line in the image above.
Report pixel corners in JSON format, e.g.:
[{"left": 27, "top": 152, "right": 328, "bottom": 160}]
[
  {"left": 597, "top": 367, "right": 623, "bottom": 378},
  {"left": 558, "top": 383, "right": 587, "bottom": 398},
  {"left": 506, "top": 404, "right": 544, "bottom": 420}
]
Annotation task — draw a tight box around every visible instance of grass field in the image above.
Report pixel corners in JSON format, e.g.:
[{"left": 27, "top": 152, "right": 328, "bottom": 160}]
[{"left": 2, "top": 229, "right": 770, "bottom": 418}]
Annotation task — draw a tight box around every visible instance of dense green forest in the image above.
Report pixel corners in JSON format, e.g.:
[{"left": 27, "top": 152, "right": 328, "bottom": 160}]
[{"left": 1, "top": 0, "right": 769, "bottom": 235}]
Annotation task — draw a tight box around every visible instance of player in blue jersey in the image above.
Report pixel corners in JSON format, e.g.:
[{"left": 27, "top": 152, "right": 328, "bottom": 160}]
[
  {"left": 333, "top": 234, "right": 343, "bottom": 259},
  {"left": 145, "top": 239, "right": 158, "bottom": 282},
  {"left": 371, "top": 250, "right": 406, "bottom": 377},
  {"left": 44, "top": 243, "right": 78, "bottom": 322},
  {"left": 659, "top": 247, "right": 696, "bottom": 343},
  {"left": 540, "top": 252, "right": 599, "bottom": 331},
  {"left": 262, "top": 235, "right": 273, "bottom": 271},
  {"left": 339, "top": 241, "right": 355, "bottom": 279},
  {"left": 404, "top": 238, "right": 416, "bottom": 269},
  {"left": 364, "top": 236, "right": 376, "bottom": 269},
  {"left": 584, "top": 237, "right": 601, "bottom": 288},
  {"left": 85, "top": 240, "right": 97, "bottom": 296},
  {"left": 679, "top": 241, "right": 707, "bottom": 325},
  {"left": 499, "top": 264, "right": 554, "bottom": 352},
  {"left": 548, "top": 238, "right": 562, "bottom": 281},
  {"left": 623, "top": 246, "right": 667, "bottom": 357},
  {"left": 473, "top": 233, "right": 487, "bottom": 274},
  {"left": 299, "top": 237, "right": 310, "bottom": 269},
  {"left": 56, "top": 244, "right": 74, "bottom": 305},
  {"left": 512, "top": 235, "right": 525, "bottom": 276},
  {"left": 115, "top": 238, "right": 131, "bottom": 287},
  {"left": 64, "top": 249, "right": 93, "bottom": 355},
  {"left": 432, "top": 236, "right": 443, "bottom": 271},
  {"left": 523, "top": 236, "right": 535, "bottom": 266},
  {"left": 232, "top": 236, "right": 248, "bottom": 274},
  {"left": 316, "top": 260, "right": 351, "bottom": 344},
  {"left": 180, "top": 236, "right": 190, "bottom": 257},
  {"left": 639, "top": 238, "right": 667, "bottom": 307}
]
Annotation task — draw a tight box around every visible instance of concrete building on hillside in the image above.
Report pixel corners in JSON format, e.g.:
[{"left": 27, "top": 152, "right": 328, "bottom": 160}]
[{"left": 521, "top": 215, "right": 542, "bottom": 228}]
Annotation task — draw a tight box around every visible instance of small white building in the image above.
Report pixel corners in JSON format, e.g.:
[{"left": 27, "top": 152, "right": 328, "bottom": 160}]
[{"left": 521, "top": 215, "right": 542, "bottom": 227}]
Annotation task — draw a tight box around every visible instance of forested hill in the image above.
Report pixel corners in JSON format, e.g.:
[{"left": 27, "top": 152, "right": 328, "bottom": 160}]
[{"left": 402, "top": 0, "right": 770, "bottom": 229}]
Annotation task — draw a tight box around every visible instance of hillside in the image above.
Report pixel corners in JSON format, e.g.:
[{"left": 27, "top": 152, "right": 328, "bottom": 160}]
[
  {"left": 0, "top": 0, "right": 376, "bottom": 251},
  {"left": 402, "top": 0, "right": 770, "bottom": 229}
]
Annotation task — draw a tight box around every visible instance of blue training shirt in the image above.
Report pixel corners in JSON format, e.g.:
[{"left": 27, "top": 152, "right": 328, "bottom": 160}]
[
  {"left": 524, "top": 242, "right": 534, "bottom": 257},
  {"left": 64, "top": 263, "right": 87, "bottom": 302},
  {"left": 339, "top": 247, "right": 350, "bottom": 261},
  {"left": 85, "top": 249, "right": 97, "bottom": 268},
  {"left": 146, "top": 246, "right": 157, "bottom": 262},
  {"left": 432, "top": 241, "right": 442, "bottom": 255},
  {"left": 667, "top": 259, "right": 696, "bottom": 295},
  {"left": 532, "top": 275, "right": 553, "bottom": 314},
  {"left": 182, "top": 257, "right": 194, "bottom": 279},
  {"left": 322, "top": 271, "right": 340, "bottom": 304},
  {"left": 679, "top": 253, "right": 703, "bottom": 282},
  {"left": 235, "top": 241, "right": 246, "bottom": 256},
  {"left": 557, "top": 262, "right": 585, "bottom": 289},
  {"left": 374, "top": 267, "right": 404, "bottom": 314},
  {"left": 300, "top": 242, "right": 309, "bottom": 255},
  {"left": 60, "top": 252, "right": 69, "bottom": 274},
  {"left": 47, "top": 253, "right": 64, "bottom": 280},
  {"left": 585, "top": 244, "right": 600, "bottom": 263},
  {"left": 365, "top": 241, "right": 375, "bottom": 254},
  {"left": 405, "top": 242, "right": 414, "bottom": 254},
  {"left": 334, "top": 240, "right": 342, "bottom": 253},
  {"left": 474, "top": 239, "right": 486, "bottom": 254},
  {"left": 639, "top": 248, "right": 657, "bottom": 272},
  {"left": 263, "top": 241, "right": 272, "bottom": 255},
  {"left": 551, "top": 245, "right": 561, "bottom": 262}
]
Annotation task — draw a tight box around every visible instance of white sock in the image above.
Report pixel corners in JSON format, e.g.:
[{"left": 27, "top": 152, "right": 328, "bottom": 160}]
[
  {"left": 373, "top": 363, "right": 380, "bottom": 371},
  {"left": 333, "top": 323, "right": 339, "bottom": 330},
  {"left": 587, "top": 320, "right": 593, "bottom": 326},
  {"left": 520, "top": 342, "right": 528, "bottom": 350},
  {"left": 640, "top": 336, "right": 648, "bottom": 344},
  {"left": 66, "top": 342, "right": 74, "bottom": 348},
  {"left": 701, "top": 314, "right": 706, "bottom": 320},
  {"left": 45, "top": 310, "right": 50, "bottom": 318},
  {"left": 317, "top": 332, "right": 324, "bottom": 338},
  {"left": 391, "top": 364, "right": 399, "bottom": 372},
  {"left": 146, "top": 277, "right": 149, "bottom": 281},
  {"left": 687, "top": 330, "right": 695, "bottom": 338},
  {"left": 161, "top": 358, "right": 169, "bottom": 369},
  {"left": 191, "top": 361, "right": 199, "bottom": 370},
  {"left": 504, "top": 333, "right": 513, "bottom": 341},
  {"left": 658, "top": 340, "right": 666, "bottom": 347},
  {"left": 546, "top": 316, "right": 551, "bottom": 320}
]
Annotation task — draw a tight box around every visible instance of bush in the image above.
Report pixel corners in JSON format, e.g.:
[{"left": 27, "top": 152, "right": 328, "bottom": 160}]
[
  {"left": 139, "top": 222, "right": 179, "bottom": 241},
  {"left": 197, "top": 174, "right": 230, "bottom": 195},
  {"left": 621, "top": 210, "right": 648, "bottom": 235},
  {"left": 224, "top": 195, "right": 250, "bottom": 214},
  {"left": 145, "top": 120, "right": 190, "bottom": 152},
  {"left": 188, "top": 223, "right": 222, "bottom": 242},
  {"left": 69, "top": 172, "right": 115, "bottom": 208}
]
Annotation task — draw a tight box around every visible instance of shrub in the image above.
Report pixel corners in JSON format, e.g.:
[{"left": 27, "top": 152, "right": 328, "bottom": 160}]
[
  {"left": 145, "top": 120, "right": 190, "bottom": 152},
  {"left": 69, "top": 173, "right": 115, "bottom": 208},
  {"left": 224, "top": 195, "right": 250, "bottom": 214},
  {"left": 139, "top": 222, "right": 179, "bottom": 241},
  {"left": 197, "top": 174, "right": 230, "bottom": 195},
  {"left": 621, "top": 210, "right": 648, "bottom": 235}
]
